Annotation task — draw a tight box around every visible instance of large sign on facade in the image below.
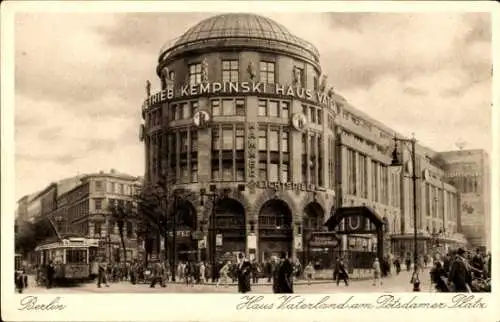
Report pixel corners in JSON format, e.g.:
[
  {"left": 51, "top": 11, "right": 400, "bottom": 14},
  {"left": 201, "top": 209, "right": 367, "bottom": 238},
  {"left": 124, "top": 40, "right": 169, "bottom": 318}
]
[
  {"left": 337, "top": 216, "right": 377, "bottom": 234},
  {"left": 308, "top": 232, "right": 339, "bottom": 248},
  {"left": 256, "top": 181, "right": 316, "bottom": 192},
  {"left": 144, "top": 81, "right": 336, "bottom": 110}
]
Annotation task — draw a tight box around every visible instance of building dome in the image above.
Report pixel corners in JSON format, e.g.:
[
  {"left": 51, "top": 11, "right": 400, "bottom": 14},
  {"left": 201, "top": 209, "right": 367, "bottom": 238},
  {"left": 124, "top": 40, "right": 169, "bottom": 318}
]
[{"left": 159, "top": 13, "right": 319, "bottom": 67}]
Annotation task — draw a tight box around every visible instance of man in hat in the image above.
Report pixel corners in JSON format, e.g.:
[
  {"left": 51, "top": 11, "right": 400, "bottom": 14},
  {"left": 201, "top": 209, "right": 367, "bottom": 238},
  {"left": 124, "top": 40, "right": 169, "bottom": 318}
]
[
  {"left": 237, "top": 253, "right": 252, "bottom": 293},
  {"left": 274, "top": 252, "right": 294, "bottom": 293},
  {"left": 448, "top": 248, "right": 472, "bottom": 292}
]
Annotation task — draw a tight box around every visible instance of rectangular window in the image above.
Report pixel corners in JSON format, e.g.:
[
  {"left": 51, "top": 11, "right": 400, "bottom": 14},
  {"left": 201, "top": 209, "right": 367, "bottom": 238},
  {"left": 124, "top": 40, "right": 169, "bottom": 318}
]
[
  {"left": 258, "top": 129, "right": 267, "bottom": 151},
  {"left": 317, "top": 109, "right": 322, "bottom": 125},
  {"left": 119, "top": 184, "right": 124, "bottom": 195},
  {"left": 269, "top": 164, "right": 279, "bottom": 182},
  {"left": 281, "top": 164, "right": 289, "bottom": 182},
  {"left": 310, "top": 107, "right": 316, "bottom": 123},
  {"left": 259, "top": 61, "right": 275, "bottom": 84},
  {"left": 281, "top": 131, "right": 289, "bottom": 153},
  {"left": 371, "top": 161, "right": 379, "bottom": 202},
  {"left": 211, "top": 168, "right": 220, "bottom": 181},
  {"left": 95, "top": 181, "right": 103, "bottom": 192},
  {"left": 180, "top": 165, "right": 189, "bottom": 183},
  {"left": 180, "top": 131, "right": 188, "bottom": 152},
  {"left": 281, "top": 101, "right": 289, "bottom": 119},
  {"left": 95, "top": 222, "right": 102, "bottom": 236},
  {"left": 222, "top": 99, "right": 235, "bottom": 115},
  {"left": 235, "top": 99, "right": 245, "bottom": 116},
  {"left": 269, "top": 129, "right": 279, "bottom": 152},
  {"left": 189, "top": 63, "right": 202, "bottom": 85},
  {"left": 191, "top": 130, "right": 198, "bottom": 152},
  {"left": 235, "top": 128, "right": 245, "bottom": 150},
  {"left": 169, "top": 104, "right": 177, "bottom": 121},
  {"left": 222, "top": 163, "right": 233, "bottom": 181},
  {"left": 295, "top": 66, "right": 304, "bottom": 87},
  {"left": 211, "top": 100, "right": 220, "bottom": 116},
  {"left": 258, "top": 100, "right": 267, "bottom": 116},
  {"left": 269, "top": 101, "right": 279, "bottom": 117},
  {"left": 191, "top": 164, "right": 198, "bottom": 182},
  {"left": 222, "top": 128, "right": 234, "bottom": 150},
  {"left": 359, "top": 154, "right": 368, "bottom": 198},
  {"left": 302, "top": 104, "right": 308, "bottom": 120},
  {"left": 212, "top": 128, "right": 220, "bottom": 150},
  {"left": 236, "top": 162, "right": 245, "bottom": 181},
  {"left": 94, "top": 199, "right": 102, "bottom": 210},
  {"left": 259, "top": 162, "right": 267, "bottom": 181},
  {"left": 191, "top": 101, "right": 199, "bottom": 116},
  {"left": 222, "top": 60, "right": 239, "bottom": 82},
  {"left": 181, "top": 103, "right": 190, "bottom": 119},
  {"left": 347, "top": 149, "right": 357, "bottom": 195}
]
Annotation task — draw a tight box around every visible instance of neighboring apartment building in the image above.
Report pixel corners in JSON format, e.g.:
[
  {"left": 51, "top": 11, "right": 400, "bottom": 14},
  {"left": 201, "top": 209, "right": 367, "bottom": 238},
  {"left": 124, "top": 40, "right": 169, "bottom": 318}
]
[
  {"left": 16, "top": 171, "right": 143, "bottom": 262},
  {"left": 52, "top": 170, "right": 143, "bottom": 262}
]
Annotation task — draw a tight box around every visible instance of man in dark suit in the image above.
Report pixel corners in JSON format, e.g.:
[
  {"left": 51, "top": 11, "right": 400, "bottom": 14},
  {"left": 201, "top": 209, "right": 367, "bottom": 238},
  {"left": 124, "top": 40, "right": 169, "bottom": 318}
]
[
  {"left": 448, "top": 248, "right": 472, "bottom": 292},
  {"left": 274, "top": 252, "right": 294, "bottom": 293},
  {"left": 237, "top": 253, "right": 252, "bottom": 293}
]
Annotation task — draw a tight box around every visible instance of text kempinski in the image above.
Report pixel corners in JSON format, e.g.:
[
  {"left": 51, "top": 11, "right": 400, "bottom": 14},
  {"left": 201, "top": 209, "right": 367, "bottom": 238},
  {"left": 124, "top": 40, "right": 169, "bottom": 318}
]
[{"left": 144, "top": 81, "right": 335, "bottom": 108}]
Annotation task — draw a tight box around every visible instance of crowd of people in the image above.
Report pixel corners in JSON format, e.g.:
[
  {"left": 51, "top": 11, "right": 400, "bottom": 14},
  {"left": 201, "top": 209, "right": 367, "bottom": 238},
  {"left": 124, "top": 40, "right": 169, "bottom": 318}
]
[
  {"left": 15, "top": 247, "right": 492, "bottom": 294},
  {"left": 91, "top": 252, "right": 296, "bottom": 293},
  {"left": 430, "top": 248, "right": 491, "bottom": 292}
]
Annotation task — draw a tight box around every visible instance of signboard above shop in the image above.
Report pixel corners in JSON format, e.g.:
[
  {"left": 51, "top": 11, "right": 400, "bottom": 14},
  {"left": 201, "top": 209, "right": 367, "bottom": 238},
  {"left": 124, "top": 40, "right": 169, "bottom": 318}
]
[{"left": 309, "top": 232, "right": 339, "bottom": 248}]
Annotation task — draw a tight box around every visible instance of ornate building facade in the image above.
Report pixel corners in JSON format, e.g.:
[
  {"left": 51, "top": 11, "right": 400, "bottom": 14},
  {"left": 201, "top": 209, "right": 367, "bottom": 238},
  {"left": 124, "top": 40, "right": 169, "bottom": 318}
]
[{"left": 140, "top": 13, "right": 470, "bottom": 266}]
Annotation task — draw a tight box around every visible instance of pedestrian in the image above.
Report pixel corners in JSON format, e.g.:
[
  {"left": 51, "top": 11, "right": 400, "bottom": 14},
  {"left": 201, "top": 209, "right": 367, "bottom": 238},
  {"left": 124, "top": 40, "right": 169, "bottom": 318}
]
[
  {"left": 46, "top": 260, "right": 55, "bottom": 289},
  {"left": 15, "top": 270, "right": 25, "bottom": 293},
  {"left": 273, "top": 252, "right": 294, "bottom": 293},
  {"left": 372, "top": 258, "right": 382, "bottom": 286},
  {"left": 471, "top": 249, "right": 484, "bottom": 279},
  {"left": 394, "top": 258, "right": 401, "bottom": 275},
  {"left": 97, "top": 260, "right": 110, "bottom": 288},
  {"left": 237, "top": 253, "right": 252, "bottom": 293},
  {"left": 405, "top": 256, "right": 412, "bottom": 272},
  {"left": 336, "top": 258, "right": 349, "bottom": 286},
  {"left": 199, "top": 262, "right": 206, "bottom": 284},
  {"left": 251, "top": 259, "right": 259, "bottom": 284},
  {"left": 430, "top": 254, "right": 449, "bottom": 292},
  {"left": 150, "top": 260, "right": 166, "bottom": 288},
  {"left": 448, "top": 248, "right": 472, "bottom": 292},
  {"left": 304, "top": 261, "right": 315, "bottom": 285},
  {"left": 217, "top": 261, "right": 231, "bottom": 288}
]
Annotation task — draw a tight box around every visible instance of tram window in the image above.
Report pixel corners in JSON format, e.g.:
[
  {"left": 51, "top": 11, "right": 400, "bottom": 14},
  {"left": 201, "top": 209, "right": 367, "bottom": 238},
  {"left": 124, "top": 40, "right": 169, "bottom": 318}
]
[{"left": 66, "top": 249, "right": 87, "bottom": 264}]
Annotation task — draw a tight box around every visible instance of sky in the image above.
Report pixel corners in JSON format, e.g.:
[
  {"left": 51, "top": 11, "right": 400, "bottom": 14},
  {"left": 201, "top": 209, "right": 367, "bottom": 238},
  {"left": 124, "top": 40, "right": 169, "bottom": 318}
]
[{"left": 14, "top": 11, "right": 492, "bottom": 200}]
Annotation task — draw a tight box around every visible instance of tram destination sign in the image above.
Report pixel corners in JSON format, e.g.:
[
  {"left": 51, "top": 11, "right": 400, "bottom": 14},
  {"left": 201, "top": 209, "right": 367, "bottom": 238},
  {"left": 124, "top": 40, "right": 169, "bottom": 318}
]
[{"left": 144, "top": 81, "right": 337, "bottom": 110}]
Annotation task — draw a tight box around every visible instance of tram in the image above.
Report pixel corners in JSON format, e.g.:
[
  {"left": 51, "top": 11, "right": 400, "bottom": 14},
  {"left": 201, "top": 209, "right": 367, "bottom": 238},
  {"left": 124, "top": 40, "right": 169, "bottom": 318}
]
[{"left": 35, "top": 236, "right": 99, "bottom": 282}]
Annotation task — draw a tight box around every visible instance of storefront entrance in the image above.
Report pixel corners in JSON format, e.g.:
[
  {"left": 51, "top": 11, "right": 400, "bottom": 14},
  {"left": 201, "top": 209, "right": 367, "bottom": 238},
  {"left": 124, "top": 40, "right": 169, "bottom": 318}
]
[
  {"left": 169, "top": 200, "right": 197, "bottom": 263},
  {"left": 300, "top": 202, "right": 326, "bottom": 266},
  {"left": 214, "top": 198, "right": 246, "bottom": 257},
  {"left": 325, "top": 206, "right": 385, "bottom": 268},
  {"left": 258, "top": 199, "right": 293, "bottom": 261}
]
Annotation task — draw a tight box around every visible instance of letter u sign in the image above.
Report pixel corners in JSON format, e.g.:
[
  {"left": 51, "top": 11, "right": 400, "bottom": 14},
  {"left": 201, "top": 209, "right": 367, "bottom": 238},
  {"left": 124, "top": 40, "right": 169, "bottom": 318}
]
[{"left": 348, "top": 216, "right": 360, "bottom": 230}]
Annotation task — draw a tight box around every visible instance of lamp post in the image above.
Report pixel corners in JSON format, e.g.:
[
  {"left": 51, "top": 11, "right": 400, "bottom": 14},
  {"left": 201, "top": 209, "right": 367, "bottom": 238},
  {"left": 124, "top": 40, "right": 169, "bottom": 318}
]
[
  {"left": 390, "top": 134, "right": 420, "bottom": 291},
  {"left": 200, "top": 185, "right": 219, "bottom": 283}
]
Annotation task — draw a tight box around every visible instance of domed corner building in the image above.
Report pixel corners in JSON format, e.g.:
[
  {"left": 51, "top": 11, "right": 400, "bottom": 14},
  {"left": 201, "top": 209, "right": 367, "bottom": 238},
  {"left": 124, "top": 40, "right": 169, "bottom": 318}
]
[{"left": 140, "top": 12, "right": 387, "bottom": 268}]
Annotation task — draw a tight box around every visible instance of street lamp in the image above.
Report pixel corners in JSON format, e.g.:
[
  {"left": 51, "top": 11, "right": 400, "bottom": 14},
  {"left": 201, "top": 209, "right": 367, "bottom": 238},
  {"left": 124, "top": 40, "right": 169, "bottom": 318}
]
[
  {"left": 390, "top": 134, "right": 420, "bottom": 291},
  {"left": 200, "top": 184, "right": 219, "bottom": 283}
]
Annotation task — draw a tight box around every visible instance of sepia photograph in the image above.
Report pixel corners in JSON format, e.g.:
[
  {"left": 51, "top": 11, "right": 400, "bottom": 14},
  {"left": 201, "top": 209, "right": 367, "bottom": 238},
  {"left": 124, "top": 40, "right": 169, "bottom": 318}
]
[{"left": 1, "top": 1, "right": 498, "bottom": 321}]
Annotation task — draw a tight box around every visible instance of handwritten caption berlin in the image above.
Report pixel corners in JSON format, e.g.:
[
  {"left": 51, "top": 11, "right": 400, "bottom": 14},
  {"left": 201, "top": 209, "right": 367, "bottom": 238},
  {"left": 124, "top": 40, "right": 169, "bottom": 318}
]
[{"left": 236, "top": 295, "right": 487, "bottom": 310}]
